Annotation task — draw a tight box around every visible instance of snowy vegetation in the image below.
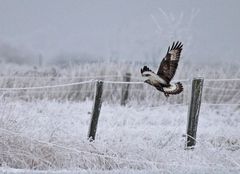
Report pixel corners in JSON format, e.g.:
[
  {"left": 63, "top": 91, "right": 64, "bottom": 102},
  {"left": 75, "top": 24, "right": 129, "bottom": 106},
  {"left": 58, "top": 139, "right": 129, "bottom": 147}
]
[
  {"left": 0, "top": 62, "right": 240, "bottom": 173},
  {"left": 0, "top": 61, "right": 239, "bottom": 105}
]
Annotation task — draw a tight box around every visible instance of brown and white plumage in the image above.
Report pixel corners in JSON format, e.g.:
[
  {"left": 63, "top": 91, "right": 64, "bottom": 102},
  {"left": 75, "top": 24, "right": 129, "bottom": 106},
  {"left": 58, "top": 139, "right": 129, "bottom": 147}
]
[{"left": 141, "top": 41, "right": 183, "bottom": 97}]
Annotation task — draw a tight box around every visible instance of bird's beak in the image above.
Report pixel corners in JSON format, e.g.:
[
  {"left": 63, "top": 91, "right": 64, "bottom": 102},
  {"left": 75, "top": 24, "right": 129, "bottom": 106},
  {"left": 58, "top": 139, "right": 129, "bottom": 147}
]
[{"left": 144, "top": 79, "right": 151, "bottom": 84}]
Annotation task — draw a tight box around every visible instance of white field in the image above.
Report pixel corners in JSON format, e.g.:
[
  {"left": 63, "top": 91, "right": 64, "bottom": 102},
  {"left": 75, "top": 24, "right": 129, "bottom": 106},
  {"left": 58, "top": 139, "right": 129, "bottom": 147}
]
[{"left": 0, "top": 62, "right": 240, "bottom": 174}]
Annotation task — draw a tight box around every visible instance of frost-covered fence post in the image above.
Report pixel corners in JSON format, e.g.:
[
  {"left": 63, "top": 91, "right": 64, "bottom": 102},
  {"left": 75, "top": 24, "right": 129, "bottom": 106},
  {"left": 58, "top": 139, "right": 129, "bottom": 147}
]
[
  {"left": 121, "top": 73, "right": 131, "bottom": 106},
  {"left": 186, "top": 77, "right": 204, "bottom": 149},
  {"left": 88, "top": 80, "right": 103, "bottom": 141}
]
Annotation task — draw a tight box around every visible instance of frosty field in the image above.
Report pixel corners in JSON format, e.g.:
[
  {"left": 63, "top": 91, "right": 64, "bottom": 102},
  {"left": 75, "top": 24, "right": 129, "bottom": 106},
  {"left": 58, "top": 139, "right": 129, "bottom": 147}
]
[
  {"left": 1, "top": 99, "right": 240, "bottom": 173},
  {"left": 0, "top": 62, "right": 240, "bottom": 173}
]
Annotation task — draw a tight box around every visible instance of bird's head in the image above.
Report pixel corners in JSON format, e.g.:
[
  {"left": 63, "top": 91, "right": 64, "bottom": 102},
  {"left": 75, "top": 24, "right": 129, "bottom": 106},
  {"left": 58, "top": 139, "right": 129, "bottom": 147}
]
[
  {"left": 141, "top": 71, "right": 152, "bottom": 84},
  {"left": 141, "top": 66, "right": 155, "bottom": 84}
]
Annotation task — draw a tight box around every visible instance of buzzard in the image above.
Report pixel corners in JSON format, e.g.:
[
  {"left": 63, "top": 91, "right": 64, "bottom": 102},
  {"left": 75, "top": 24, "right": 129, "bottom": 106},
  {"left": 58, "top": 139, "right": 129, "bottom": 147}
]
[{"left": 141, "top": 41, "right": 183, "bottom": 97}]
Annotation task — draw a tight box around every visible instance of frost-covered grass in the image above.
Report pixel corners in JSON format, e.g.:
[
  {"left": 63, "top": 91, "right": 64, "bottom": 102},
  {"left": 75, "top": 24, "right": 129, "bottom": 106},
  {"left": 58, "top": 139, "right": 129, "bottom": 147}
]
[
  {"left": 0, "top": 61, "right": 240, "bottom": 105},
  {"left": 0, "top": 100, "right": 240, "bottom": 173},
  {"left": 0, "top": 62, "right": 240, "bottom": 173}
]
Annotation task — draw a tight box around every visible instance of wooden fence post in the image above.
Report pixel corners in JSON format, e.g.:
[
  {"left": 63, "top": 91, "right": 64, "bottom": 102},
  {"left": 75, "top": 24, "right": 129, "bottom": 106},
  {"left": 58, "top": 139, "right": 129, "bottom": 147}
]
[
  {"left": 121, "top": 73, "right": 131, "bottom": 106},
  {"left": 88, "top": 80, "right": 103, "bottom": 141},
  {"left": 185, "top": 77, "right": 204, "bottom": 149}
]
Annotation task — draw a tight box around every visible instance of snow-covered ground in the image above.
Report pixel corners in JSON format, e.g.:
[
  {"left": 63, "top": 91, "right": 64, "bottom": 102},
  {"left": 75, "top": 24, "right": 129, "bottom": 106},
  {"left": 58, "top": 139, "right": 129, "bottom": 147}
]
[
  {"left": 0, "top": 62, "right": 239, "bottom": 173},
  {"left": 0, "top": 99, "right": 240, "bottom": 173}
]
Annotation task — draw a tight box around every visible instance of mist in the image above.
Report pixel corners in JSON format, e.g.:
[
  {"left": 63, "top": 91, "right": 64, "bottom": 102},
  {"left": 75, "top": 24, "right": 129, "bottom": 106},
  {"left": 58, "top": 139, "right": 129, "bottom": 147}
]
[{"left": 0, "top": 0, "right": 239, "bottom": 65}]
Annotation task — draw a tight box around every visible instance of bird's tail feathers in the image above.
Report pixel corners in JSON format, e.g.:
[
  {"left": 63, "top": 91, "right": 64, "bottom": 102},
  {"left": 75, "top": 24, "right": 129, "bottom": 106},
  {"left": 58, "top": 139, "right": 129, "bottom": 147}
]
[{"left": 163, "top": 82, "right": 183, "bottom": 95}]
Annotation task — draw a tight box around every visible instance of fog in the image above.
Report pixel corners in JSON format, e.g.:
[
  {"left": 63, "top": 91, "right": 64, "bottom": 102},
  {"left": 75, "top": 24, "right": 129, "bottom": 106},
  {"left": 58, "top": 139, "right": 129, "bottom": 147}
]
[{"left": 0, "top": 0, "right": 239, "bottom": 65}]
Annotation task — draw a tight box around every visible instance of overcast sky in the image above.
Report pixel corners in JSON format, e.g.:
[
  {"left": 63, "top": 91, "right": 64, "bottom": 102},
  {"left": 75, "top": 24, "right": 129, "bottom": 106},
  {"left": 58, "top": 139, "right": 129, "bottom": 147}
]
[{"left": 0, "top": 0, "right": 239, "bottom": 64}]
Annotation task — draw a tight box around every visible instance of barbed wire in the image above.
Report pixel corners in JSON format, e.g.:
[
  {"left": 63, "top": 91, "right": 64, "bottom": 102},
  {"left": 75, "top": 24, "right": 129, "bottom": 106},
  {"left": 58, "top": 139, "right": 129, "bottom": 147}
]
[
  {"left": 204, "top": 78, "right": 240, "bottom": 82},
  {"left": 204, "top": 86, "right": 240, "bottom": 91},
  {"left": 104, "top": 79, "right": 189, "bottom": 85},
  {"left": 0, "top": 80, "right": 94, "bottom": 91},
  {"left": 0, "top": 75, "right": 123, "bottom": 79},
  {"left": 0, "top": 90, "right": 95, "bottom": 94},
  {"left": 205, "top": 103, "right": 240, "bottom": 106},
  {"left": 203, "top": 93, "right": 240, "bottom": 97},
  {"left": 104, "top": 80, "right": 144, "bottom": 84},
  {"left": 0, "top": 75, "right": 145, "bottom": 81},
  {"left": 0, "top": 78, "right": 239, "bottom": 106},
  {"left": 202, "top": 103, "right": 240, "bottom": 106}
]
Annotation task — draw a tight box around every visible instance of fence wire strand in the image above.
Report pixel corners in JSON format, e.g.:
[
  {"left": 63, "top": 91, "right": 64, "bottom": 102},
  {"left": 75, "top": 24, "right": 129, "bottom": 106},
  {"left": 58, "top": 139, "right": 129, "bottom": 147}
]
[
  {"left": 0, "top": 78, "right": 239, "bottom": 106},
  {"left": 0, "top": 80, "right": 94, "bottom": 91},
  {"left": 204, "top": 86, "right": 240, "bottom": 91},
  {"left": 205, "top": 78, "right": 240, "bottom": 81}
]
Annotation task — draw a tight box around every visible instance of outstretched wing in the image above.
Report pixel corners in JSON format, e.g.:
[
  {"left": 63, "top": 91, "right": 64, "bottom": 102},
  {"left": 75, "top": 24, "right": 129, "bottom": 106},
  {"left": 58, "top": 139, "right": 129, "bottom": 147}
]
[{"left": 157, "top": 41, "right": 183, "bottom": 83}]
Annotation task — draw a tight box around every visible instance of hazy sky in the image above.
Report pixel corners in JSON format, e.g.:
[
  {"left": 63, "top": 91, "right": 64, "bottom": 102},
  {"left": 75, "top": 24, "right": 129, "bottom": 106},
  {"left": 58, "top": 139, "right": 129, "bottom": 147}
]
[{"left": 0, "top": 0, "right": 239, "bottom": 63}]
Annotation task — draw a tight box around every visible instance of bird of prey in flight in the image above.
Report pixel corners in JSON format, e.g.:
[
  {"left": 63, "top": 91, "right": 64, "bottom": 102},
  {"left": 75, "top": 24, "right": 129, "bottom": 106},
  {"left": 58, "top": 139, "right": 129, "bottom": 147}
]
[{"left": 141, "top": 41, "right": 183, "bottom": 97}]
